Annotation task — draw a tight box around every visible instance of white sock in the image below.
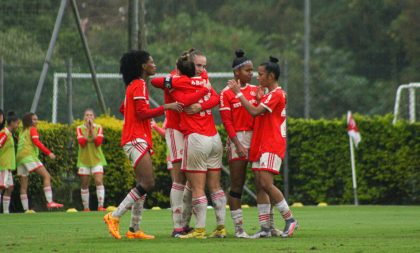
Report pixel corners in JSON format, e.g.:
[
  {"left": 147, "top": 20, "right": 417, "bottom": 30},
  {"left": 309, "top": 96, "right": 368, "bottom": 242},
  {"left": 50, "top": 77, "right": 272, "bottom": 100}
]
[
  {"left": 43, "top": 186, "right": 53, "bottom": 203},
  {"left": 3, "top": 196, "right": 11, "bottom": 214},
  {"left": 20, "top": 194, "right": 29, "bottom": 211},
  {"left": 230, "top": 209, "right": 244, "bottom": 233},
  {"left": 192, "top": 196, "right": 207, "bottom": 229},
  {"left": 96, "top": 185, "right": 105, "bottom": 207},
  {"left": 81, "top": 188, "right": 89, "bottom": 209},
  {"left": 170, "top": 183, "right": 185, "bottom": 230},
  {"left": 112, "top": 188, "right": 140, "bottom": 218},
  {"left": 181, "top": 185, "right": 193, "bottom": 228},
  {"left": 257, "top": 204, "right": 271, "bottom": 230},
  {"left": 275, "top": 199, "right": 293, "bottom": 220},
  {"left": 130, "top": 194, "right": 146, "bottom": 232},
  {"left": 211, "top": 190, "right": 226, "bottom": 226}
]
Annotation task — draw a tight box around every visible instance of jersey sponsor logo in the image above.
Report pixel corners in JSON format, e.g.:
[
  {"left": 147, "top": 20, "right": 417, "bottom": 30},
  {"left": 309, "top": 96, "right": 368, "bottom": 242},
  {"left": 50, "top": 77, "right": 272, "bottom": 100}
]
[
  {"left": 250, "top": 91, "right": 256, "bottom": 96},
  {"left": 191, "top": 79, "right": 205, "bottom": 86},
  {"left": 233, "top": 102, "right": 242, "bottom": 108}
]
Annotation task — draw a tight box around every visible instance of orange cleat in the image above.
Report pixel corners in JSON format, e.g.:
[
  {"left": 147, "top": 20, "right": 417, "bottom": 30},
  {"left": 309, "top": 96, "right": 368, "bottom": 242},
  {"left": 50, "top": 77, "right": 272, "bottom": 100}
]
[
  {"left": 126, "top": 230, "right": 155, "bottom": 240},
  {"left": 47, "top": 202, "right": 63, "bottom": 209},
  {"left": 103, "top": 212, "right": 121, "bottom": 239},
  {"left": 98, "top": 206, "right": 106, "bottom": 211},
  {"left": 83, "top": 208, "right": 91, "bottom": 212}
]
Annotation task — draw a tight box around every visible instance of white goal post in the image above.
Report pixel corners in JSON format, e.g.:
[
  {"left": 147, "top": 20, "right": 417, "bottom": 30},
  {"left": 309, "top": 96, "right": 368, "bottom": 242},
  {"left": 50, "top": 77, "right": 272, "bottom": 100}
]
[
  {"left": 393, "top": 82, "right": 419, "bottom": 125},
  {"left": 52, "top": 72, "right": 241, "bottom": 123}
]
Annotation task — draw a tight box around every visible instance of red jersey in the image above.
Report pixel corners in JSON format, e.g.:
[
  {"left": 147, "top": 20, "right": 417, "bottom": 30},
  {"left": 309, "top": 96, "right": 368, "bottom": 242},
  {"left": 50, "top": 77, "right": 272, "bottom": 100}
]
[
  {"left": 219, "top": 84, "right": 258, "bottom": 138},
  {"left": 153, "top": 70, "right": 209, "bottom": 131},
  {"left": 169, "top": 76, "right": 219, "bottom": 136},
  {"left": 121, "top": 79, "right": 163, "bottom": 147},
  {"left": 249, "top": 87, "right": 287, "bottom": 161}
]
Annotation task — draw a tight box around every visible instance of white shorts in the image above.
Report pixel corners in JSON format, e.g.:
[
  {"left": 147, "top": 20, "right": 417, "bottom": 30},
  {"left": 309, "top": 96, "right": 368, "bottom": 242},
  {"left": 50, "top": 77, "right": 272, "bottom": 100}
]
[
  {"left": 227, "top": 131, "right": 252, "bottom": 162},
  {"left": 17, "top": 161, "right": 44, "bottom": 177},
  {"left": 181, "top": 133, "right": 223, "bottom": 173},
  {"left": 123, "top": 138, "right": 151, "bottom": 169},
  {"left": 0, "top": 170, "right": 14, "bottom": 188},
  {"left": 78, "top": 165, "right": 104, "bottom": 176},
  {"left": 252, "top": 152, "right": 282, "bottom": 175},
  {"left": 165, "top": 128, "right": 184, "bottom": 163}
]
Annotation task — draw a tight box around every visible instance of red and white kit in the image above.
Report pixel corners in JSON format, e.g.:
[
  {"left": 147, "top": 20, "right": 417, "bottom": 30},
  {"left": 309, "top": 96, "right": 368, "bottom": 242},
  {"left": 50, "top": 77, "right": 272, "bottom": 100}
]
[
  {"left": 220, "top": 84, "right": 259, "bottom": 162},
  {"left": 120, "top": 79, "right": 165, "bottom": 168},
  {"left": 250, "top": 87, "right": 287, "bottom": 174}
]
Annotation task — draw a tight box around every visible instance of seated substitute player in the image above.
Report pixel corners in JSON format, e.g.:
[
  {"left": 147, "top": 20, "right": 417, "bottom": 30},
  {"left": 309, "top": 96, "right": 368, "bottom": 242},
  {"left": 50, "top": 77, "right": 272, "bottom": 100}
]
[
  {"left": 77, "top": 108, "right": 107, "bottom": 212},
  {"left": 103, "top": 50, "right": 182, "bottom": 240},
  {"left": 228, "top": 56, "right": 298, "bottom": 238},
  {"left": 16, "top": 113, "right": 63, "bottom": 212},
  {"left": 0, "top": 111, "right": 19, "bottom": 214},
  {"left": 165, "top": 54, "right": 225, "bottom": 239}
]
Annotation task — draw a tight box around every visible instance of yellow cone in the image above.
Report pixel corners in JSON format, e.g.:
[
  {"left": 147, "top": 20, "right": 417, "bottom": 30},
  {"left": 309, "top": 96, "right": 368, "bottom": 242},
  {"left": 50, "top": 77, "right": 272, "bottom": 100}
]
[
  {"left": 317, "top": 202, "right": 328, "bottom": 207},
  {"left": 66, "top": 208, "right": 78, "bottom": 213},
  {"left": 106, "top": 206, "right": 117, "bottom": 212},
  {"left": 241, "top": 204, "right": 250, "bottom": 209},
  {"left": 291, "top": 202, "right": 304, "bottom": 207},
  {"left": 151, "top": 206, "right": 161, "bottom": 210}
]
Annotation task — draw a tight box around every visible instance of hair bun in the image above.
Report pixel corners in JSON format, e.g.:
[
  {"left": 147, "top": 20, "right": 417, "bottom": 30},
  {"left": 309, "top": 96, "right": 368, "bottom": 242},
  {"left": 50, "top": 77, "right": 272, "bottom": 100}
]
[
  {"left": 235, "top": 49, "right": 245, "bottom": 58},
  {"left": 7, "top": 111, "right": 16, "bottom": 117},
  {"left": 269, "top": 56, "right": 279, "bottom": 63}
]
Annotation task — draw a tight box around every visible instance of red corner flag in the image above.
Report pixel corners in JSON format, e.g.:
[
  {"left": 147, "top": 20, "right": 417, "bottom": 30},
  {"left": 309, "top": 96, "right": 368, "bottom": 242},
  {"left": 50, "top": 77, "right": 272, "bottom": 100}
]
[{"left": 347, "top": 111, "right": 361, "bottom": 148}]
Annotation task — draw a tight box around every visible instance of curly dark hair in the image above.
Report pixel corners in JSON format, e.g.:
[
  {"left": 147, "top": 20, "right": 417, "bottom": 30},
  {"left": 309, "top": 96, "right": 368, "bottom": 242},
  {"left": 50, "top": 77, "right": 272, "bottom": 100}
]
[
  {"left": 119, "top": 50, "right": 151, "bottom": 86},
  {"left": 22, "top": 112, "right": 35, "bottom": 129}
]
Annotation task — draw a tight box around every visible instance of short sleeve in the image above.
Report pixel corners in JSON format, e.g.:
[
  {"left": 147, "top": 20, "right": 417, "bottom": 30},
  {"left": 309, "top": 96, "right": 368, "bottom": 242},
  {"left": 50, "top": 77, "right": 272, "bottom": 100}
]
[{"left": 261, "top": 90, "right": 284, "bottom": 113}]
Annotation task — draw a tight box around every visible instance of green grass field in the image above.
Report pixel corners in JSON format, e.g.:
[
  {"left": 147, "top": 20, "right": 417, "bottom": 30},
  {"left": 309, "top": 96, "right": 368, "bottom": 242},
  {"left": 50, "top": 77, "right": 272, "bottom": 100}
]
[{"left": 1, "top": 206, "right": 419, "bottom": 253}]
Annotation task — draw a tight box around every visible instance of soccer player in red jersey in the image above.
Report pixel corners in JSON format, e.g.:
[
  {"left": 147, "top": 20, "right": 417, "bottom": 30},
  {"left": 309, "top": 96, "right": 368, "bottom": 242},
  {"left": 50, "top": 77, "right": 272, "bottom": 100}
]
[
  {"left": 170, "top": 54, "right": 225, "bottom": 239},
  {"left": 103, "top": 50, "right": 182, "bottom": 240},
  {"left": 220, "top": 49, "right": 259, "bottom": 238},
  {"left": 228, "top": 56, "right": 298, "bottom": 238}
]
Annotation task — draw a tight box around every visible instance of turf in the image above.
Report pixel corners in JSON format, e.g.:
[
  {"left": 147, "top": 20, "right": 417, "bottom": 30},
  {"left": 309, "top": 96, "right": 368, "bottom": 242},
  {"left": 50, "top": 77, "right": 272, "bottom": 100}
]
[{"left": 1, "top": 206, "right": 419, "bottom": 253}]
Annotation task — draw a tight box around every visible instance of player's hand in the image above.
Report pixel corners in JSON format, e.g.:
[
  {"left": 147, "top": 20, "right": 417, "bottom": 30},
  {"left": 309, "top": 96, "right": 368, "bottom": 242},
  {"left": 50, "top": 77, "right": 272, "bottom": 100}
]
[
  {"left": 235, "top": 143, "right": 247, "bottom": 158},
  {"left": 49, "top": 153, "right": 56, "bottom": 160},
  {"left": 184, "top": 103, "right": 202, "bottom": 114},
  {"left": 164, "top": 102, "right": 183, "bottom": 112},
  {"left": 256, "top": 86, "right": 265, "bottom": 101},
  {"left": 227, "top": 79, "right": 241, "bottom": 94},
  {"left": 151, "top": 119, "right": 157, "bottom": 128}
]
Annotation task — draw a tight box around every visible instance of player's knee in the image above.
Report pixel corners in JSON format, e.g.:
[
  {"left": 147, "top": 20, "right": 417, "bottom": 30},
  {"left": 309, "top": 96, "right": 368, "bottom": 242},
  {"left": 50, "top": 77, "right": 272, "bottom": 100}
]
[{"left": 137, "top": 179, "right": 154, "bottom": 193}]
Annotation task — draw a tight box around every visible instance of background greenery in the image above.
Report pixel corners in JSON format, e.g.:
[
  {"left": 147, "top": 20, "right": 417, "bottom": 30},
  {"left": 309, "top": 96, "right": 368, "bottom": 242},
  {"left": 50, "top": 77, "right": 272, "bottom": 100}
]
[{"left": 5, "top": 115, "right": 419, "bottom": 212}]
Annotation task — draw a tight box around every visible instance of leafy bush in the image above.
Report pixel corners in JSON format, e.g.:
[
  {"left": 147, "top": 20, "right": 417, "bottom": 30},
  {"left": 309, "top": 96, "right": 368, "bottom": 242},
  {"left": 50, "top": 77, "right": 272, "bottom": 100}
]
[{"left": 7, "top": 114, "right": 420, "bottom": 212}]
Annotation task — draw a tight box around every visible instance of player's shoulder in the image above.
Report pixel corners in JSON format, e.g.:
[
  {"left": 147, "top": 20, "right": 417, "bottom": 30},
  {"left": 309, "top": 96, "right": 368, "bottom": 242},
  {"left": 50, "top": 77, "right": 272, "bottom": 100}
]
[{"left": 220, "top": 86, "right": 233, "bottom": 95}]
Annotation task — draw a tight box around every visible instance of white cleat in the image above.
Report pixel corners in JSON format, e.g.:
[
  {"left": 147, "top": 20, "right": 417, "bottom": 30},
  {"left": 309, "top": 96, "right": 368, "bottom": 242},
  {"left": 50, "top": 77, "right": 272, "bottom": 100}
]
[
  {"left": 250, "top": 229, "right": 271, "bottom": 239},
  {"left": 270, "top": 227, "right": 283, "bottom": 237},
  {"left": 235, "top": 230, "right": 250, "bottom": 238}
]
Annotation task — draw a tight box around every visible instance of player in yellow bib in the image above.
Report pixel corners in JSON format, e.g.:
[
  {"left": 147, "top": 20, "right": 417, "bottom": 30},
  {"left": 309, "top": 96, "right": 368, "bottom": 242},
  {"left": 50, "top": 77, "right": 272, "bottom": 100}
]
[
  {"left": 16, "top": 113, "right": 63, "bottom": 212},
  {"left": 76, "top": 109, "right": 107, "bottom": 211},
  {"left": 0, "top": 111, "right": 19, "bottom": 214}
]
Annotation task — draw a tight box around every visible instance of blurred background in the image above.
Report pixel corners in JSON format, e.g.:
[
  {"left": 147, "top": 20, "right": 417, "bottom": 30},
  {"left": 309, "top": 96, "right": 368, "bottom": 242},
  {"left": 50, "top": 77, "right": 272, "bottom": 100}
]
[{"left": 0, "top": 0, "right": 419, "bottom": 123}]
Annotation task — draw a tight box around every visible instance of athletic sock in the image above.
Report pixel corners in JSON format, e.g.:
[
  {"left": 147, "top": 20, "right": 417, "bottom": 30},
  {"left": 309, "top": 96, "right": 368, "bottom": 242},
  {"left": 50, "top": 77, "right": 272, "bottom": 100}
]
[
  {"left": 275, "top": 199, "right": 293, "bottom": 220},
  {"left": 170, "top": 183, "right": 185, "bottom": 230},
  {"left": 129, "top": 194, "right": 146, "bottom": 232},
  {"left": 257, "top": 204, "right": 271, "bottom": 231},
  {"left": 81, "top": 188, "right": 89, "bottom": 209},
  {"left": 20, "top": 194, "right": 29, "bottom": 211},
  {"left": 181, "top": 185, "right": 193, "bottom": 228},
  {"left": 192, "top": 196, "right": 208, "bottom": 229},
  {"left": 96, "top": 185, "right": 105, "bottom": 207},
  {"left": 230, "top": 209, "right": 244, "bottom": 233},
  {"left": 43, "top": 186, "right": 53, "bottom": 203},
  {"left": 269, "top": 205, "right": 275, "bottom": 228},
  {"left": 3, "top": 196, "right": 11, "bottom": 214},
  {"left": 112, "top": 188, "right": 141, "bottom": 218},
  {"left": 211, "top": 190, "right": 226, "bottom": 226}
]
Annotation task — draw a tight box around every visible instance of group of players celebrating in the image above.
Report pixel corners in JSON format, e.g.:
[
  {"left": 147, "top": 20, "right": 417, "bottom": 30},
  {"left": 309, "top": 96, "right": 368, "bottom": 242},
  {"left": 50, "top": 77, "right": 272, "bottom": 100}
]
[{"left": 103, "top": 48, "right": 298, "bottom": 240}]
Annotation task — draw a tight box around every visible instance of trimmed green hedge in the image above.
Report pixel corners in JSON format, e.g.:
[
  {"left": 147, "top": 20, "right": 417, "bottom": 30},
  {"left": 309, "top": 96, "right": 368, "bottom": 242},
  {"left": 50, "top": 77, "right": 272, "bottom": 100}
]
[{"left": 7, "top": 115, "right": 420, "bottom": 212}]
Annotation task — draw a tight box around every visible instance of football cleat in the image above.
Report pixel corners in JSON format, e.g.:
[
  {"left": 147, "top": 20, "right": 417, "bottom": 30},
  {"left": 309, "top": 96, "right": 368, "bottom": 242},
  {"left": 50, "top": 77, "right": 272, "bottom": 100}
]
[
  {"left": 47, "top": 202, "right": 63, "bottom": 209},
  {"left": 250, "top": 229, "right": 271, "bottom": 239},
  {"left": 208, "top": 225, "right": 227, "bottom": 238},
  {"left": 281, "top": 218, "right": 298, "bottom": 238},
  {"left": 97, "top": 206, "right": 107, "bottom": 211},
  {"left": 103, "top": 212, "right": 121, "bottom": 239},
  {"left": 234, "top": 229, "right": 250, "bottom": 239},
  {"left": 126, "top": 230, "right": 155, "bottom": 239},
  {"left": 179, "top": 228, "right": 207, "bottom": 239}
]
